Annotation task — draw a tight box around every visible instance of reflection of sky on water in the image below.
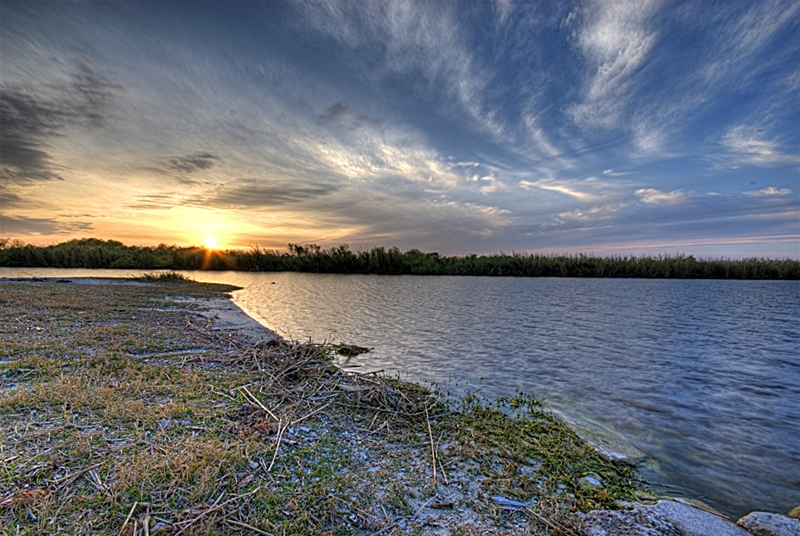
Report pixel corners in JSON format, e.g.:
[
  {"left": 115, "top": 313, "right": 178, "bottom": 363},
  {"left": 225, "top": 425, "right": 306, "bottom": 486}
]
[{"left": 1, "top": 268, "right": 798, "bottom": 518}]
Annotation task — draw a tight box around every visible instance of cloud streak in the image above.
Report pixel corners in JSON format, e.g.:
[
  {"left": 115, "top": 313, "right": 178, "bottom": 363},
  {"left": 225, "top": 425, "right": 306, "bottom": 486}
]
[
  {"left": 568, "top": 0, "right": 660, "bottom": 130},
  {"left": 167, "top": 152, "right": 221, "bottom": 174},
  {"left": 722, "top": 126, "right": 798, "bottom": 167},
  {"left": 0, "top": 60, "right": 121, "bottom": 184}
]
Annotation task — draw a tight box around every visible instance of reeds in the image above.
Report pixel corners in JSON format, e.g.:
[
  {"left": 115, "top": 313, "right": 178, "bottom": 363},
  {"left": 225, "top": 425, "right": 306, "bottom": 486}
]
[{"left": 2, "top": 238, "right": 798, "bottom": 279}]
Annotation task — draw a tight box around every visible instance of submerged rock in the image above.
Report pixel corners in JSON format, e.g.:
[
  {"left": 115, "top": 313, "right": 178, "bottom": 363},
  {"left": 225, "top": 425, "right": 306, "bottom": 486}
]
[{"left": 736, "top": 511, "right": 800, "bottom": 536}]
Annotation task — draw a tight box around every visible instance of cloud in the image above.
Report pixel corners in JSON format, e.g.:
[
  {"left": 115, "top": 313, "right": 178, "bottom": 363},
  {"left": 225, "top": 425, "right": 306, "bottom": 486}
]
[
  {"left": 745, "top": 187, "right": 792, "bottom": 197},
  {"left": 204, "top": 180, "right": 340, "bottom": 209},
  {"left": 0, "top": 188, "right": 24, "bottom": 209},
  {"left": 568, "top": 0, "right": 661, "bottom": 129},
  {"left": 125, "top": 193, "right": 181, "bottom": 211},
  {"left": 635, "top": 188, "right": 684, "bottom": 204},
  {"left": 66, "top": 59, "right": 123, "bottom": 128},
  {"left": 0, "top": 89, "right": 68, "bottom": 183},
  {"left": 167, "top": 152, "right": 221, "bottom": 173},
  {"left": 721, "top": 126, "right": 798, "bottom": 167},
  {"left": 0, "top": 213, "right": 93, "bottom": 235},
  {"left": 519, "top": 178, "right": 605, "bottom": 202},
  {"left": 555, "top": 203, "right": 623, "bottom": 224},
  {"left": 316, "top": 102, "right": 384, "bottom": 130},
  {"left": 298, "top": 2, "right": 499, "bottom": 137},
  {"left": 522, "top": 115, "right": 570, "bottom": 163},
  {"left": 698, "top": 2, "right": 800, "bottom": 89},
  {"left": 0, "top": 61, "right": 121, "bottom": 184}
]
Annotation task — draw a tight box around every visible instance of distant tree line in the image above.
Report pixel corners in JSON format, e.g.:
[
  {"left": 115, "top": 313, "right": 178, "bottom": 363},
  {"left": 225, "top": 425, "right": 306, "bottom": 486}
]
[{"left": 1, "top": 237, "right": 798, "bottom": 279}]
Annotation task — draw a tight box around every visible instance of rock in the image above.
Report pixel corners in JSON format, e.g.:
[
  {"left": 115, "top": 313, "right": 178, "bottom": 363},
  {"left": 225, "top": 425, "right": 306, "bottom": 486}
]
[
  {"left": 490, "top": 495, "right": 530, "bottom": 510},
  {"left": 582, "top": 506, "right": 681, "bottom": 536},
  {"left": 582, "top": 500, "right": 751, "bottom": 536},
  {"left": 736, "top": 511, "right": 800, "bottom": 536},
  {"left": 578, "top": 474, "right": 603, "bottom": 490},
  {"left": 649, "top": 500, "right": 751, "bottom": 536},
  {"left": 789, "top": 506, "right": 800, "bottom": 520}
]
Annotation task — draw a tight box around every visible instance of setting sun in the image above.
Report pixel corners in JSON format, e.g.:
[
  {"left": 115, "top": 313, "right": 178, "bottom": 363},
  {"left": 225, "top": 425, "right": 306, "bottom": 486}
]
[{"left": 204, "top": 237, "right": 220, "bottom": 250}]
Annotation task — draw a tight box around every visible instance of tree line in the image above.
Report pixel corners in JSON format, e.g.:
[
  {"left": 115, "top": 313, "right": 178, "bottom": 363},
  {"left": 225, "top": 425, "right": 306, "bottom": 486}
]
[{"left": 0, "top": 237, "right": 798, "bottom": 279}]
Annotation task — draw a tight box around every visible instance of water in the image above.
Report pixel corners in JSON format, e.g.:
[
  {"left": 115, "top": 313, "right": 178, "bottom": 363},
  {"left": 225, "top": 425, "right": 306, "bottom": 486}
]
[{"left": 2, "top": 268, "right": 798, "bottom": 518}]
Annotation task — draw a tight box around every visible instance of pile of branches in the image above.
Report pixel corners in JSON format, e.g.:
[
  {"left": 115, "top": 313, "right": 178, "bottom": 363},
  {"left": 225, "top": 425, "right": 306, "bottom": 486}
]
[{"left": 231, "top": 337, "right": 424, "bottom": 419}]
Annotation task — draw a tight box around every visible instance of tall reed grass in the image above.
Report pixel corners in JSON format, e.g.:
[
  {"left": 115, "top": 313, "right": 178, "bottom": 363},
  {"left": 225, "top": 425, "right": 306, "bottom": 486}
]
[{"left": 1, "top": 238, "right": 797, "bottom": 279}]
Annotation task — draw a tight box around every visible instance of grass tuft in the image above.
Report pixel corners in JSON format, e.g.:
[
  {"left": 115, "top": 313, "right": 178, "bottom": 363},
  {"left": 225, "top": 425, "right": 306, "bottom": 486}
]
[{"left": 137, "top": 271, "right": 192, "bottom": 282}]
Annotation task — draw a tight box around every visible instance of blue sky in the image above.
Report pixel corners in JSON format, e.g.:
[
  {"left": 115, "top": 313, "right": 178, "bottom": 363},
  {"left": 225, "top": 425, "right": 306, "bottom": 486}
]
[{"left": 1, "top": 0, "right": 798, "bottom": 257}]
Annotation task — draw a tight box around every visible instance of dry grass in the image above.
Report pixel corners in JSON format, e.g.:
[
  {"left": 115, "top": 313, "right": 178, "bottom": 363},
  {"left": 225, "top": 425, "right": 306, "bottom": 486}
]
[{"left": 0, "top": 279, "right": 642, "bottom": 535}]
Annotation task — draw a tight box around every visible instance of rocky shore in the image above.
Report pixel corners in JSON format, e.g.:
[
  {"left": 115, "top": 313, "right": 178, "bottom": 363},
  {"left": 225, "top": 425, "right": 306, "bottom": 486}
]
[{"left": 0, "top": 276, "right": 797, "bottom": 535}]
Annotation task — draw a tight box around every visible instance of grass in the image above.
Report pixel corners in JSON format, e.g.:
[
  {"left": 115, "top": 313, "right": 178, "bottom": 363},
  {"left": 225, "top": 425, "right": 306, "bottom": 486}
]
[
  {"left": 0, "top": 279, "right": 646, "bottom": 535},
  {"left": 136, "top": 271, "right": 193, "bottom": 282}
]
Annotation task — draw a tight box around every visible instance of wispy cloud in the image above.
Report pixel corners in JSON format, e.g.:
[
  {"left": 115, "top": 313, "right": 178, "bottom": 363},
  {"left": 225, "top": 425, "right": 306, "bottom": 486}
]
[
  {"left": 125, "top": 193, "right": 182, "bottom": 211},
  {"left": 0, "top": 60, "right": 121, "bottom": 184},
  {"left": 745, "top": 187, "right": 793, "bottom": 197},
  {"left": 0, "top": 188, "right": 24, "bottom": 209},
  {"left": 167, "top": 152, "right": 221, "bottom": 174},
  {"left": 568, "top": 0, "right": 661, "bottom": 129},
  {"left": 555, "top": 203, "right": 624, "bottom": 224},
  {"left": 519, "top": 178, "right": 608, "bottom": 203},
  {"left": 635, "top": 188, "right": 685, "bottom": 204},
  {"left": 602, "top": 169, "right": 631, "bottom": 177},
  {"left": 316, "top": 102, "right": 384, "bottom": 130},
  {"left": 297, "top": 2, "right": 501, "bottom": 138},
  {"left": 204, "top": 179, "right": 340, "bottom": 209},
  {"left": 721, "top": 126, "right": 798, "bottom": 167},
  {"left": 698, "top": 2, "right": 800, "bottom": 89},
  {"left": 0, "top": 213, "right": 94, "bottom": 235}
]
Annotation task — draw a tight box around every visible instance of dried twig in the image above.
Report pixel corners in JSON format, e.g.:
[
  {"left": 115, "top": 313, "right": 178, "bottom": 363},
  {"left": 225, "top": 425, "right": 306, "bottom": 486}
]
[
  {"left": 424, "top": 404, "right": 437, "bottom": 486},
  {"left": 525, "top": 506, "right": 581, "bottom": 536},
  {"left": 118, "top": 501, "right": 138, "bottom": 536},
  {"left": 267, "top": 419, "right": 285, "bottom": 472},
  {"left": 238, "top": 385, "right": 278, "bottom": 421},
  {"left": 290, "top": 401, "right": 333, "bottom": 426},
  {"left": 175, "top": 488, "right": 260, "bottom": 534},
  {"left": 50, "top": 462, "right": 103, "bottom": 489},
  {"left": 225, "top": 519, "right": 274, "bottom": 535}
]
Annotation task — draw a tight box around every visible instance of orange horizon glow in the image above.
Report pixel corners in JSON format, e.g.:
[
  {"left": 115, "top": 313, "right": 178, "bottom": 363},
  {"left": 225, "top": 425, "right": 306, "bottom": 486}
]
[{"left": 204, "top": 237, "right": 221, "bottom": 250}]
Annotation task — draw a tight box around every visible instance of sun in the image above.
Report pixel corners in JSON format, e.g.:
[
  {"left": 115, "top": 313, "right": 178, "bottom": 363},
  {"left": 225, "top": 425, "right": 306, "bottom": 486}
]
[{"left": 204, "top": 237, "right": 221, "bottom": 250}]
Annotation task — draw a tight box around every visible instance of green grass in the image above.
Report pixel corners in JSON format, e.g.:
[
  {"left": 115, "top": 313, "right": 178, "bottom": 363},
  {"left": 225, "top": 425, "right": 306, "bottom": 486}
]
[{"left": 136, "top": 271, "right": 193, "bottom": 282}]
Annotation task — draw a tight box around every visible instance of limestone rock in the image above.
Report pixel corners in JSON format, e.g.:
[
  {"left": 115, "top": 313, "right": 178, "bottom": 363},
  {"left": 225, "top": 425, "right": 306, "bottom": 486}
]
[
  {"left": 736, "top": 511, "right": 800, "bottom": 536},
  {"left": 582, "top": 500, "right": 751, "bottom": 536},
  {"left": 582, "top": 506, "right": 681, "bottom": 536},
  {"left": 648, "top": 500, "right": 751, "bottom": 536},
  {"left": 789, "top": 506, "right": 800, "bottom": 520}
]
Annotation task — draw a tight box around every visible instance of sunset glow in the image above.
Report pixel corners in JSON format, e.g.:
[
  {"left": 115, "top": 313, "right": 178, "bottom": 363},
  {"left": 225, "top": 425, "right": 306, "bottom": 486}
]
[
  {"left": 204, "top": 237, "right": 220, "bottom": 250},
  {"left": 0, "top": 2, "right": 797, "bottom": 257}
]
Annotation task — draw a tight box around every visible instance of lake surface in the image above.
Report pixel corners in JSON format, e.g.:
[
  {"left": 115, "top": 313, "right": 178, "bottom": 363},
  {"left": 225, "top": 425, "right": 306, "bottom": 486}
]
[{"left": 2, "top": 268, "right": 798, "bottom": 518}]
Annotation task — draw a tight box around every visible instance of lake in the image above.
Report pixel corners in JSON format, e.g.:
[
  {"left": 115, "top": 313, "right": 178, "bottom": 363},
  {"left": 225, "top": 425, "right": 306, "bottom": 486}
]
[{"left": 2, "top": 268, "right": 798, "bottom": 518}]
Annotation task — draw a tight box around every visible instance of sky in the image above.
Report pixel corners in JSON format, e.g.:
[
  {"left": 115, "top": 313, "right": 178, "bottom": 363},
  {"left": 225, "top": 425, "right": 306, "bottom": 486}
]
[{"left": 1, "top": 1, "right": 798, "bottom": 258}]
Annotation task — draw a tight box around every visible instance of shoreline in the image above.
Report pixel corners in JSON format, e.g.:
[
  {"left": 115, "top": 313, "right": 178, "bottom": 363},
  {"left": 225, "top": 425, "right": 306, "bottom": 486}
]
[{"left": 1, "top": 277, "right": 796, "bottom": 535}]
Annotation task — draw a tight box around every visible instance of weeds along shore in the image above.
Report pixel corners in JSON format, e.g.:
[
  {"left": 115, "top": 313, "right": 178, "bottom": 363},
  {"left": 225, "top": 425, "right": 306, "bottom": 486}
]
[
  {"left": 0, "top": 278, "right": 644, "bottom": 535},
  {"left": 2, "top": 237, "right": 799, "bottom": 279}
]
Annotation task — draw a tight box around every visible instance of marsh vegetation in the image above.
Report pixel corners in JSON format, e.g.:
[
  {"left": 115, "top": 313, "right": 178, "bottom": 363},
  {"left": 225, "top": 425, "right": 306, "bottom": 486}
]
[{"left": 1, "top": 238, "right": 798, "bottom": 279}]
